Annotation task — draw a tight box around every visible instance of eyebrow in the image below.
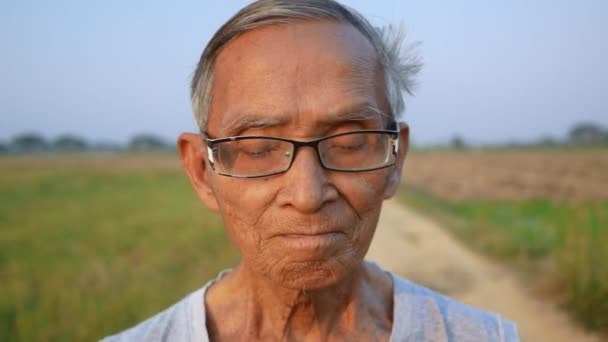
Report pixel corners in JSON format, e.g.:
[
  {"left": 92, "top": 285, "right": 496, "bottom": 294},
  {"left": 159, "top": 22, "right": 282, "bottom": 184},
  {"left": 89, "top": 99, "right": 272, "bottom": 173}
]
[
  {"left": 218, "top": 103, "right": 391, "bottom": 136},
  {"left": 219, "top": 115, "right": 288, "bottom": 136},
  {"left": 322, "top": 104, "right": 391, "bottom": 126}
]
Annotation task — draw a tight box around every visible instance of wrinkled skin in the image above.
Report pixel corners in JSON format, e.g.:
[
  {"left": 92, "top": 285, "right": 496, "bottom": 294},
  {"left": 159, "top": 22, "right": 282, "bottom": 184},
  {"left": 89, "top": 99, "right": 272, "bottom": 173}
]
[{"left": 179, "top": 21, "right": 409, "bottom": 341}]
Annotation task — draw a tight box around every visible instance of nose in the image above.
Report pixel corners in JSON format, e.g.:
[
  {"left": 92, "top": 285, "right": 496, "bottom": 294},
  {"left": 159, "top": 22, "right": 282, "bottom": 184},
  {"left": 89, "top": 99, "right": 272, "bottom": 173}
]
[{"left": 277, "top": 146, "right": 338, "bottom": 213}]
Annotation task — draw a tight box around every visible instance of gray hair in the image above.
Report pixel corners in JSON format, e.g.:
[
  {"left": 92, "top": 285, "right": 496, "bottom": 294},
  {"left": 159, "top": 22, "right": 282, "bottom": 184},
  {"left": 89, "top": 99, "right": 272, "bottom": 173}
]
[{"left": 191, "top": 0, "right": 422, "bottom": 131}]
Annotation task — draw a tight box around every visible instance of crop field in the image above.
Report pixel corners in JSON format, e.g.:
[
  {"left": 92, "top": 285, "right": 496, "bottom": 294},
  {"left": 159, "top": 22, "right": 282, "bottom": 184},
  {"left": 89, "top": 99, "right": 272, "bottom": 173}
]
[
  {"left": 1, "top": 150, "right": 606, "bottom": 340},
  {"left": 0, "top": 155, "right": 239, "bottom": 341},
  {"left": 403, "top": 149, "right": 608, "bottom": 202},
  {"left": 398, "top": 149, "right": 608, "bottom": 331}
]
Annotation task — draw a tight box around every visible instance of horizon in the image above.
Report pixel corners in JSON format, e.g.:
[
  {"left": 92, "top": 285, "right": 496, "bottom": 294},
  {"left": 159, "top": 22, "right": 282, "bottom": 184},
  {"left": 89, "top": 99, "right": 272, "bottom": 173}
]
[{"left": 3, "top": 122, "right": 605, "bottom": 149}]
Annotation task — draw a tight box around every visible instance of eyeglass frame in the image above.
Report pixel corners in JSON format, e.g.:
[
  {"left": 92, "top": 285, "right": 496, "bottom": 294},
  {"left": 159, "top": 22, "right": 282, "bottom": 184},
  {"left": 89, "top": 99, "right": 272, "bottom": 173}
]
[{"left": 201, "top": 128, "right": 401, "bottom": 179}]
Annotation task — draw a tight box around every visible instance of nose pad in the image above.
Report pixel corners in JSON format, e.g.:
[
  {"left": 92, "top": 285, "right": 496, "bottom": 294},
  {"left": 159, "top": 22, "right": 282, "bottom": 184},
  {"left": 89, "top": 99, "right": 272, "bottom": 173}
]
[{"left": 283, "top": 149, "right": 294, "bottom": 163}]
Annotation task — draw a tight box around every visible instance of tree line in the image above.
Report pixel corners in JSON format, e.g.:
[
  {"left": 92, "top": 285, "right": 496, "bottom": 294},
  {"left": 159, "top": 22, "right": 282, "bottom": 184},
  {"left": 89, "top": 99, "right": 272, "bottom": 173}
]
[
  {"left": 0, "top": 133, "right": 175, "bottom": 154},
  {"left": 1, "top": 121, "right": 607, "bottom": 154},
  {"left": 447, "top": 121, "right": 608, "bottom": 150}
]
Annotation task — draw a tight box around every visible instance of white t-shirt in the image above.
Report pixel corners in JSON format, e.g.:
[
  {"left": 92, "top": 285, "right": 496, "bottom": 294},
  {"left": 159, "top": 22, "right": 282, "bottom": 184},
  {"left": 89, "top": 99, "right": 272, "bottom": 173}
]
[{"left": 101, "top": 270, "right": 519, "bottom": 341}]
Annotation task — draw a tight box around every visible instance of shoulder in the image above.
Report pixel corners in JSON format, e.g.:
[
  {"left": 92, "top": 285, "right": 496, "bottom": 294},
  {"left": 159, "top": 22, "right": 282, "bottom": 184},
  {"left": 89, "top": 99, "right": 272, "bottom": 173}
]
[
  {"left": 100, "top": 287, "right": 207, "bottom": 342},
  {"left": 390, "top": 273, "right": 519, "bottom": 342}
]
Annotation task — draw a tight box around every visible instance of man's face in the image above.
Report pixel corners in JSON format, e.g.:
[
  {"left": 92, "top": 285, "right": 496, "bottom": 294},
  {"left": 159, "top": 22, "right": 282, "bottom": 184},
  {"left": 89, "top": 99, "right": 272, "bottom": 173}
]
[{"left": 185, "top": 21, "right": 407, "bottom": 289}]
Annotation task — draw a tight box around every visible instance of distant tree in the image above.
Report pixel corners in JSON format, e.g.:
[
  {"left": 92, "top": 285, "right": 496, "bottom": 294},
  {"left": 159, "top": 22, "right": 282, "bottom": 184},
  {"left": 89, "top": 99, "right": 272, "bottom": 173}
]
[
  {"left": 91, "top": 141, "right": 123, "bottom": 152},
  {"left": 450, "top": 135, "right": 467, "bottom": 150},
  {"left": 54, "top": 134, "right": 88, "bottom": 152},
  {"left": 536, "top": 135, "right": 560, "bottom": 147},
  {"left": 0, "top": 142, "right": 8, "bottom": 154},
  {"left": 129, "top": 134, "right": 167, "bottom": 151},
  {"left": 568, "top": 122, "right": 606, "bottom": 145},
  {"left": 11, "top": 132, "right": 49, "bottom": 152}
]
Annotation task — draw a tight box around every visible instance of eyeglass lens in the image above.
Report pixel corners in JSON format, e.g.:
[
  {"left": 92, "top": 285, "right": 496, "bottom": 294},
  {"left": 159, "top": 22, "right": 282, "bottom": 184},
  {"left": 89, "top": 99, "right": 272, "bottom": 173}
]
[{"left": 211, "top": 132, "right": 395, "bottom": 177}]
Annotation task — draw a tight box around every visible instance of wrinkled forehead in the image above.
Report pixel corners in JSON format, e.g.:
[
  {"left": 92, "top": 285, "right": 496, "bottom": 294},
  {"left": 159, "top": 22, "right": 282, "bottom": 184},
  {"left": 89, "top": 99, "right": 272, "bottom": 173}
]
[
  {"left": 216, "top": 20, "right": 379, "bottom": 71},
  {"left": 207, "top": 21, "right": 389, "bottom": 136}
]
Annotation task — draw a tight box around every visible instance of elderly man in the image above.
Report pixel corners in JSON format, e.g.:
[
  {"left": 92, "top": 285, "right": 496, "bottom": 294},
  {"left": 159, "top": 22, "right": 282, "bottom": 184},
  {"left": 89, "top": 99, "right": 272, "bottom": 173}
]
[{"left": 104, "top": 0, "right": 518, "bottom": 341}]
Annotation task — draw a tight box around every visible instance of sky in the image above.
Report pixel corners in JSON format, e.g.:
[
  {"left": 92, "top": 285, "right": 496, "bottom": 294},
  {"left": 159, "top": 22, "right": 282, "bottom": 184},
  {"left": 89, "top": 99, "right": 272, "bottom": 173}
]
[{"left": 1, "top": 0, "right": 606, "bottom": 145}]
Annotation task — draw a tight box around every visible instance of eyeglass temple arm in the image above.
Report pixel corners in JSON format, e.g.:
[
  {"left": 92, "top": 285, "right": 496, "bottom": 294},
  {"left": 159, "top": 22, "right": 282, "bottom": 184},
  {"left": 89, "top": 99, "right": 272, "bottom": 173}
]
[
  {"left": 207, "top": 145, "right": 216, "bottom": 164},
  {"left": 392, "top": 133, "right": 399, "bottom": 154}
]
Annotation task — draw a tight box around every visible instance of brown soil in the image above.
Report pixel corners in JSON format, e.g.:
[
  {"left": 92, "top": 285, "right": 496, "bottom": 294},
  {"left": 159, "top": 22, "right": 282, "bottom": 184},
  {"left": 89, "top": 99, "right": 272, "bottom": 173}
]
[
  {"left": 403, "top": 150, "right": 608, "bottom": 202},
  {"left": 366, "top": 199, "right": 602, "bottom": 342}
]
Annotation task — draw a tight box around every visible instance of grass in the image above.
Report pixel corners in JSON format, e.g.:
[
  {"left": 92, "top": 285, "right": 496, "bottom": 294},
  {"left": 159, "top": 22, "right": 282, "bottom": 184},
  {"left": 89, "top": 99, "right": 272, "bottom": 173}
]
[
  {"left": 397, "top": 186, "right": 608, "bottom": 332},
  {"left": 3, "top": 153, "right": 606, "bottom": 339},
  {"left": 0, "top": 155, "right": 240, "bottom": 341}
]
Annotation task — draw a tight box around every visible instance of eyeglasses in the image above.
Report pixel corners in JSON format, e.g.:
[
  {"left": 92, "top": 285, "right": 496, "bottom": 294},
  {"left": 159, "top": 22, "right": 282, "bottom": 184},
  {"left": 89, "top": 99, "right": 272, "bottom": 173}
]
[{"left": 202, "top": 129, "right": 399, "bottom": 178}]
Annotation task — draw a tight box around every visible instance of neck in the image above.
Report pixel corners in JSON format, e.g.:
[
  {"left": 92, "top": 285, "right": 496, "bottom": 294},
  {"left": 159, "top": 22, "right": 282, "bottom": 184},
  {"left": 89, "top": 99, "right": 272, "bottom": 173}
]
[{"left": 205, "top": 261, "right": 393, "bottom": 340}]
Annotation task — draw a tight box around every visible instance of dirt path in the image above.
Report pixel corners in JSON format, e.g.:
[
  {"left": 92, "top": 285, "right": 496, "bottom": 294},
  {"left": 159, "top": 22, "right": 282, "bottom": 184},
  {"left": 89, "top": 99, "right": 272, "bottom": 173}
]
[{"left": 366, "top": 199, "right": 601, "bottom": 342}]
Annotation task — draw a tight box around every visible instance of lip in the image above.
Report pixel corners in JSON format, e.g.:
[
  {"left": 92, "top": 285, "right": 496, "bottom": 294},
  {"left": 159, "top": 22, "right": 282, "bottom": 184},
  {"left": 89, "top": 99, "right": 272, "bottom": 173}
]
[
  {"left": 279, "top": 231, "right": 342, "bottom": 237},
  {"left": 273, "top": 232, "right": 345, "bottom": 249},
  {"left": 270, "top": 227, "right": 344, "bottom": 237}
]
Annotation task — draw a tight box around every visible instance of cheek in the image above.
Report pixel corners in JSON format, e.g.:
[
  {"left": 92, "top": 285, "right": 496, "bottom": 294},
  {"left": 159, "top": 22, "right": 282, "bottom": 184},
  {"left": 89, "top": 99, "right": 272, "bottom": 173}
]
[
  {"left": 335, "top": 170, "right": 389, "bottom": 214},
  {"left": 334, "top": 171, "right": 389, "bottom": 251},
  {"left": 212, "top": 178, "right": 278, "bottom": 254}
]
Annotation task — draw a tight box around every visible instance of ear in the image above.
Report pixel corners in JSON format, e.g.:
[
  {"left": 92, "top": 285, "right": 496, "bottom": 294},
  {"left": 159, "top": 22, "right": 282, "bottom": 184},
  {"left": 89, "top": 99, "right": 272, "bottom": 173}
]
[
  {"left": 177, "top": 133, "right": 220, "bottom": 211},
  {"left": 383, "top": 122, "right": 409, "bottom": 199}
]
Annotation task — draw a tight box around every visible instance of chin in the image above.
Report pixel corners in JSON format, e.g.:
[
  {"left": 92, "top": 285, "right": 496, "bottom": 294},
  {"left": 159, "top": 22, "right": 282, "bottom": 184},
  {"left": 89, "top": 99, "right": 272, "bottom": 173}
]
[
  {"left": 269, "top": 257, "right": 359, "bottom": 290},
  {"left": 246, "top": 231, "right": 372, "bottom": 289}
]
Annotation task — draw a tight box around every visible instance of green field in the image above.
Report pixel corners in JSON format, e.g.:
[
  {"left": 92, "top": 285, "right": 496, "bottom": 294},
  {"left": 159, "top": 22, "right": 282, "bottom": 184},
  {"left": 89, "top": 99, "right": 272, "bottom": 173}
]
[
  {"left": 2, "top": 153, "right": 607, "bottom": 340},
  {"left": 397, "top": 187, "right": 608, "bottom": 332},
  {"left": 0, "top": 155, "right": 239, "bottom": 341}
]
